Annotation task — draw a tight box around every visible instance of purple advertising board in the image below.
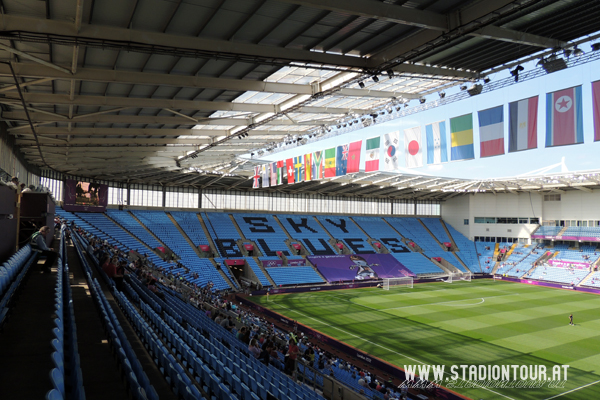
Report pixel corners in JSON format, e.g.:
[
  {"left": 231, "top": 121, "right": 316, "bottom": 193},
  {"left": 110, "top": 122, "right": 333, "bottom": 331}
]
[
  {"left": 287, "top": 258, "right": 306, "bottom": 266},
  {"left": 63, "top": 179, "right": 108, "bottom": 212},
  {"left": 261, "top": 258, "right": 283, "bottom": 267},
  {"left": 494, "top": 275, "right": 600, "bottom": 294},
  {"left": 308, "top": 254, "right": 416, "bottom": 282},
  {"left": 548, "top": 259, "right": 589, "bottom": 269}
]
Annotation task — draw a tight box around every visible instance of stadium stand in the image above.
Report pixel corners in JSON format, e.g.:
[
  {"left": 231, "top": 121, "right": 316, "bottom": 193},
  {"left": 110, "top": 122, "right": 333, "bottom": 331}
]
[
  {"left": 315, "top": 215, "right": 375, "bottom": 254},
  {"left": 563, "top": 227, "right": 600, "bottom": 237},
  {"left": 203, "top": 212, "right": 244, "bottom": 258},
  {"left": 233, "top": 213, "right": 291, "bottom": 256},
  {"left": 246, "top": 258, "right": 272, "bottom": 288},
  {"left": 476, "top": 242, "right": 496, "bottom": 273},
  {"left": 170, "top": 211, "right": 211, "bottom": 248},
  {"left": 265, "top": 266, "right": 324, "bottom": 286},
  {"left": 528, "top": 265, "right": 590, "bottom": 285},
  {"left": 132, "top": 210, "right": 230, "bottom": 290},
  {"left": 444, "top": 223, "right": 481, "bottom": 273},
  {"left": 535, "top": 226, "right": 563, "bottom": 236},
  {"left": 352, "top": 216, "right": 410, "bottom": 254},
  {"left": 277, "top": 214, "right": 336, "bottom": 255}
]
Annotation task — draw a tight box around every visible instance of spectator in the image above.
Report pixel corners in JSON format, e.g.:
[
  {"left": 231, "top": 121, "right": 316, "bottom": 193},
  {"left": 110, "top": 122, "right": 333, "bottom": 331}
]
[{"left": 30, "top": 226, "right": 58, "bottom": 273}]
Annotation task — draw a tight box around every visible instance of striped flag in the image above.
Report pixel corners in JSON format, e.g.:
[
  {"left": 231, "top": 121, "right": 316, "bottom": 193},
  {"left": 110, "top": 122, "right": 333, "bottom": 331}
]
[
  {"left": 426, "top": 121, "right": 447, "bottom": 164},
  {"left": 383, "top": 131, "right": 400, "bottom": 171},
  {"left": 324, "top": 148, "right": 336, "bottom": 178},
  {"left": 593, "top": 81, "right": 600, "bottom": 141},
  {"left": 304, "top": 153, "right": 312, "bottom": 182},
  {"left": 403, "top": 127, "right": 422, "bottom": 168},
  {"left": 261, "top": 164, "right": 270, "bottom": 187},
  {"left": 252, "top": 166, "right": 260, "bottom": 188},
  {"left": 313, "top": 150, "right": 324, "bottom": 180},
  {"left": 450, "top": 114, "right": 474, "bottom": 161},
  {"left": 347, "top": 140, "right": 362, "bottom": 173},
  {"left": 546, "top": 86, "right": 583, "bottom": 147},
  {"left": 276, "top": 160, "right": 284, "bottom": 185},
  {"left": 270, "top": 162, "right": 277, "bottom": 186},
  {"left": 508, "top": 96, "right": 538, "bottom": 152},
  {"left": 286, "top": 158, "right": 294, "bottom": 183},
  {"left": 336, "top": 144, "right": 348, "bottom": 176},
  {"left": 293, "top": 156, "right": 304, "bottom": 183},
  {"left": 365, "top": 136, "right": 381, "bottom": 172},
  {"left": 478, "top": 105, "right": 504, "bottom": 158}
]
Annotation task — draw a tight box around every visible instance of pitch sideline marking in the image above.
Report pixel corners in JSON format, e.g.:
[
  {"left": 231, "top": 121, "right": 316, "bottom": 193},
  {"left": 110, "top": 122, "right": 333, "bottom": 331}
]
[
  {"left": 273, "top": 302, "right": 516, "bottom": 400},
  {"left": 541, "top": 378, "right": 600, "bottom": 400}
]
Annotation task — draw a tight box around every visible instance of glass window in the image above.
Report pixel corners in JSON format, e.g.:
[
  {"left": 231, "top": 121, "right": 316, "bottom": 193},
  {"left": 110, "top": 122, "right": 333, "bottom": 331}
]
[
  {"left": 464, "top": 219, "right": 469, "bottom": 225},
  {"left": 474, "top": 217, "right": 485, "bottom": 224},
  {"left": 485, "top": 217, "right": 496, "bottom": 224},
  {"left": 530, "top": 217, "right": 539, "bottom": 224},
  {"left": 519, "top": 218, "right": 528, "bottom": 224}
]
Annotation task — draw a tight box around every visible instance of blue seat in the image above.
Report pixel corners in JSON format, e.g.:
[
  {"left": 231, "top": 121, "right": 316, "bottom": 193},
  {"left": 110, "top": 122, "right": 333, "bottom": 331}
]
[
  {"left": 50, "top": 368, "right": 65, "bottom": 398},
  {"left": 46, "top": 388, "right": 64, "bottom": 400}
]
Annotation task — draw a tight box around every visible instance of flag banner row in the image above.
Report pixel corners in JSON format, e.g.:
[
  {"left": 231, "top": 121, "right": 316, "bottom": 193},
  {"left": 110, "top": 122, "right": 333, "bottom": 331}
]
[{"left": 252, "top": 83, "right": 600, "bottom": 187}]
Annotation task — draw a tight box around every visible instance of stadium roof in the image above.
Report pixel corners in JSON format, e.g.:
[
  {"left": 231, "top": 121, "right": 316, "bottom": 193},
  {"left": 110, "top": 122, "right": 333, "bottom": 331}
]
[{"left": 2, "top": 0, "right": 600, "bottom": 200}]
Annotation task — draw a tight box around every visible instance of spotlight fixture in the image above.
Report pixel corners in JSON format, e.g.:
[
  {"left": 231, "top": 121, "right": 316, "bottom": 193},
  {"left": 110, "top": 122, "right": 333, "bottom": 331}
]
[
  {"left": 438, "top": 91, "right": 446, "bottom": 99},
  {"left": 510, "top": 65, "right": 524, "bottom": 82},
  {"left": 419, "top": 97, "right": 426, "bottom": 104},
  {"left": 483, "top": 76, "right": 491, "bottom": 84},
  {"left": 372, "top": 75, "right": 379, "bottom": 83},
  {"left": 460, "top": 85, "right": 467, "bottom": 91},
  {"left": 250, "top": 153, "right": 254, "bottom": 156},
  {"left": 542, "top": 58, "right": 567, "bottom": 74},
  {"left": 592, "top": 43, "right": 600, "bottom": 51},
  {"left": 386, "top": 70, "right": 394, "bottom": 79},
  {"left": 395, "top": 106, "right": 401, "bottom": 111},
  {"left": 467, "top": 84, "right": 483, "bottom": 96},
  {"left": 404, "top": 103, "right": 409, "bottom": 108},
  {"left": 563, "top": 48, "right": 573, "bottom": 58},
  {"left": 536, "top": 58, "right": 546, "bottom": 67},
  {"left": 358, "top": 81, "right": 365, "bottom": 89},
  {"left": 573, "top": 45, "right": 584, "bottom": 57}
]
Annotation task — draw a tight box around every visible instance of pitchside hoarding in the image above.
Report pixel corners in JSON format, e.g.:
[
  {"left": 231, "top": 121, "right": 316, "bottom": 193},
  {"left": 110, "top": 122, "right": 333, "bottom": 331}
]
[{"left": 308, "top": 254, "right": 416, "bottom": 282}]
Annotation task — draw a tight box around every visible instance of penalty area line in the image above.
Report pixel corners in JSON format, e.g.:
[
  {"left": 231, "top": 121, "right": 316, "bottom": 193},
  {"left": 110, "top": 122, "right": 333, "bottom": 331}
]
[{"left": 273, "top": 303, "right": 516, "bottom": 400}]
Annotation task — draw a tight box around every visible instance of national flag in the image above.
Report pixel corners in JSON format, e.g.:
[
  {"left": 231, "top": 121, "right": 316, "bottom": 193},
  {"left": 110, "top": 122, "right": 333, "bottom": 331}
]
[
  {"left": 546, "top": 86, "right": 583, "bottom": 147},
  {"left": 252, "top": 166, "right": 260, "bottom": 189},
  {"left": 294, "top": 156, "right": 304, "bottom": 183},
  {"left": 508, "top": 96, "right": 538, "bottom": 152},
  {"left": 478, "top": 105, "right": 504, "bottom": 158},
  {"left": 312, "top": 151, "right": 324, "bottom": 180},
  {"left": 347, "top": 140, "right": 362, "bottom": 173},
  {"left": 383, "top": 131, "right": 400, "bottom": 171},
  {"left": 450, "top": 114, "right": 474, "bottom": 161},
  {"left": 336, "top": 144, "right": 348, "bottom": 176},
  {"left": 270, "top": 162, "right": 277, "bottom": 186},
  {"left": 261, "top": 164, "right": 270, "bottom": 188},
  {"left": 402, "top": 128, "right": 421, "bottom": 168},
  {"left": 425, "top": 121, "right": 448, "bottom": 164},
  {"left": 304, "top": 153, "right": 312, "bottom": 182},
  {"left": 276, "top": 160, "right": 284, "bottom": 185},
  {"left": 286, "top": 158, "right": 294, "bottom": 183},
  {"left": 592, "top": 81, "right": 600, "bottom": 141},
  {"left": 324, "top": 148, "right": 336, "bottom": 178},
  {"left": 365, "top": 136, "right": 380, "bottom": 172}
]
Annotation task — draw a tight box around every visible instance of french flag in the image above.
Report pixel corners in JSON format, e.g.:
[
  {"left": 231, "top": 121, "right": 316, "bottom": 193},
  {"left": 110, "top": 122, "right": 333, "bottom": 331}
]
[
  {"left": 546, "top": 86, "right": 583, "bottom": 147},
  {"left": 508, "top": 96, "right": 538, "bottom": 152},
  {"left": 478, "top": 105, "right": 504, "bottom": 158},
  {"left": 593, "top": 81, "right": 600, "bottom": 142}
]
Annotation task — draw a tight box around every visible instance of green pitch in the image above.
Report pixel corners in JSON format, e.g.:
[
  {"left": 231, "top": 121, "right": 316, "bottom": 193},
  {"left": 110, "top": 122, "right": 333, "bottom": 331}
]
[{"left": 250, "top": 280, "right": 600, "bottom": 400}]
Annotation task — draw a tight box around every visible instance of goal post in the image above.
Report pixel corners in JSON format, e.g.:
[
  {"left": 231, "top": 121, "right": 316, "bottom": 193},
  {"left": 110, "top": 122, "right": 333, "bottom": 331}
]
[
  {"left": 382, "top": 277, "right": 414, "bottom": 290},
  {"left": 447, "top": 271, "right": 472, "bottom": 283}
]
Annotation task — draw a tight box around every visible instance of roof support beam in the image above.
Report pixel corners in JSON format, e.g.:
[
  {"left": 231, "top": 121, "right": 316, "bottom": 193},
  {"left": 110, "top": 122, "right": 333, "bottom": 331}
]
[
  {"left": 4, "top": 92, "right": 359, "bottom": 115},
  {"left": 0, "top": 15, "right": 368, "bottom": 69},
  {"left": 11, "top": 127, "right": 293, "bottom": 137},
  {"left": 0, "top": 63, "right": 417, "bottom": 99},
  {"left": 0, "top": 43, "right": 72, "bottom": 75}
]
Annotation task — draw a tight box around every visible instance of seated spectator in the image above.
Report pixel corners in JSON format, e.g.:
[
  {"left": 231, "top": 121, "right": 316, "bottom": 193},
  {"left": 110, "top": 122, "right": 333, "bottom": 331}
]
[{"left": 249, "top": 339, "right": 261, "bottom": 359}]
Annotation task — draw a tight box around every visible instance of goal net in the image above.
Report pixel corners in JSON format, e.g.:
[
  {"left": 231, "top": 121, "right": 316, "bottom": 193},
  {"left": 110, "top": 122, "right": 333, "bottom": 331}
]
[
  {"left": 445, "top": 272, "right": 472, "bottom": 283},
  {"left": 382, "top": 277, "right": 413, "bottom": 290}
]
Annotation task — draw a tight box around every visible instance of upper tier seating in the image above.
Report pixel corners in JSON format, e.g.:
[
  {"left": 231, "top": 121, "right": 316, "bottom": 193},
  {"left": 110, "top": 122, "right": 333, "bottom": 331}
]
[
  {"left": 315, "top": 215, "right": 375, "bottom": 254},
  {"left": 390, "top": 252, "right": 443, "bottom": 275},
  {"left": 528, "top": 266, "right": 589, "bottom": 285},
  {"left": 352, "top": 216, "right": 410, "bottom": 254},
  {"left": 132, "top": 210, "right": 230, "bottom": 290},
  {"left": 563, "top": 227, "right": 600, "bottom": 238},
  {"left": 233, "top": 213, "right": 290, "bottom": 257},
  {"left": 266, "top": 266, "right": 324, "bottom": 286},
  {"left": 582, "top": 271, "right": 600, "bottom": 288},
  {"left": 203, "top": 212, "right": 243, "bottom": 258},
  {"left": 170, "top": 211, "right": 211, "bottom": 247},
  {"left": 535, "top": 226, "right": 562, "bottom": 236},
  {"left": 278, "top": 214, "right": 336, "bottom": 255},
  {"left": 444, "top": 223, "right": 481, "bottom": 273},
  {"left": 420, "top": 218, "right": 451, "bottom": 243},
  {"left": 554, "top": 249, "right": 599, "bottom": 263}
]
